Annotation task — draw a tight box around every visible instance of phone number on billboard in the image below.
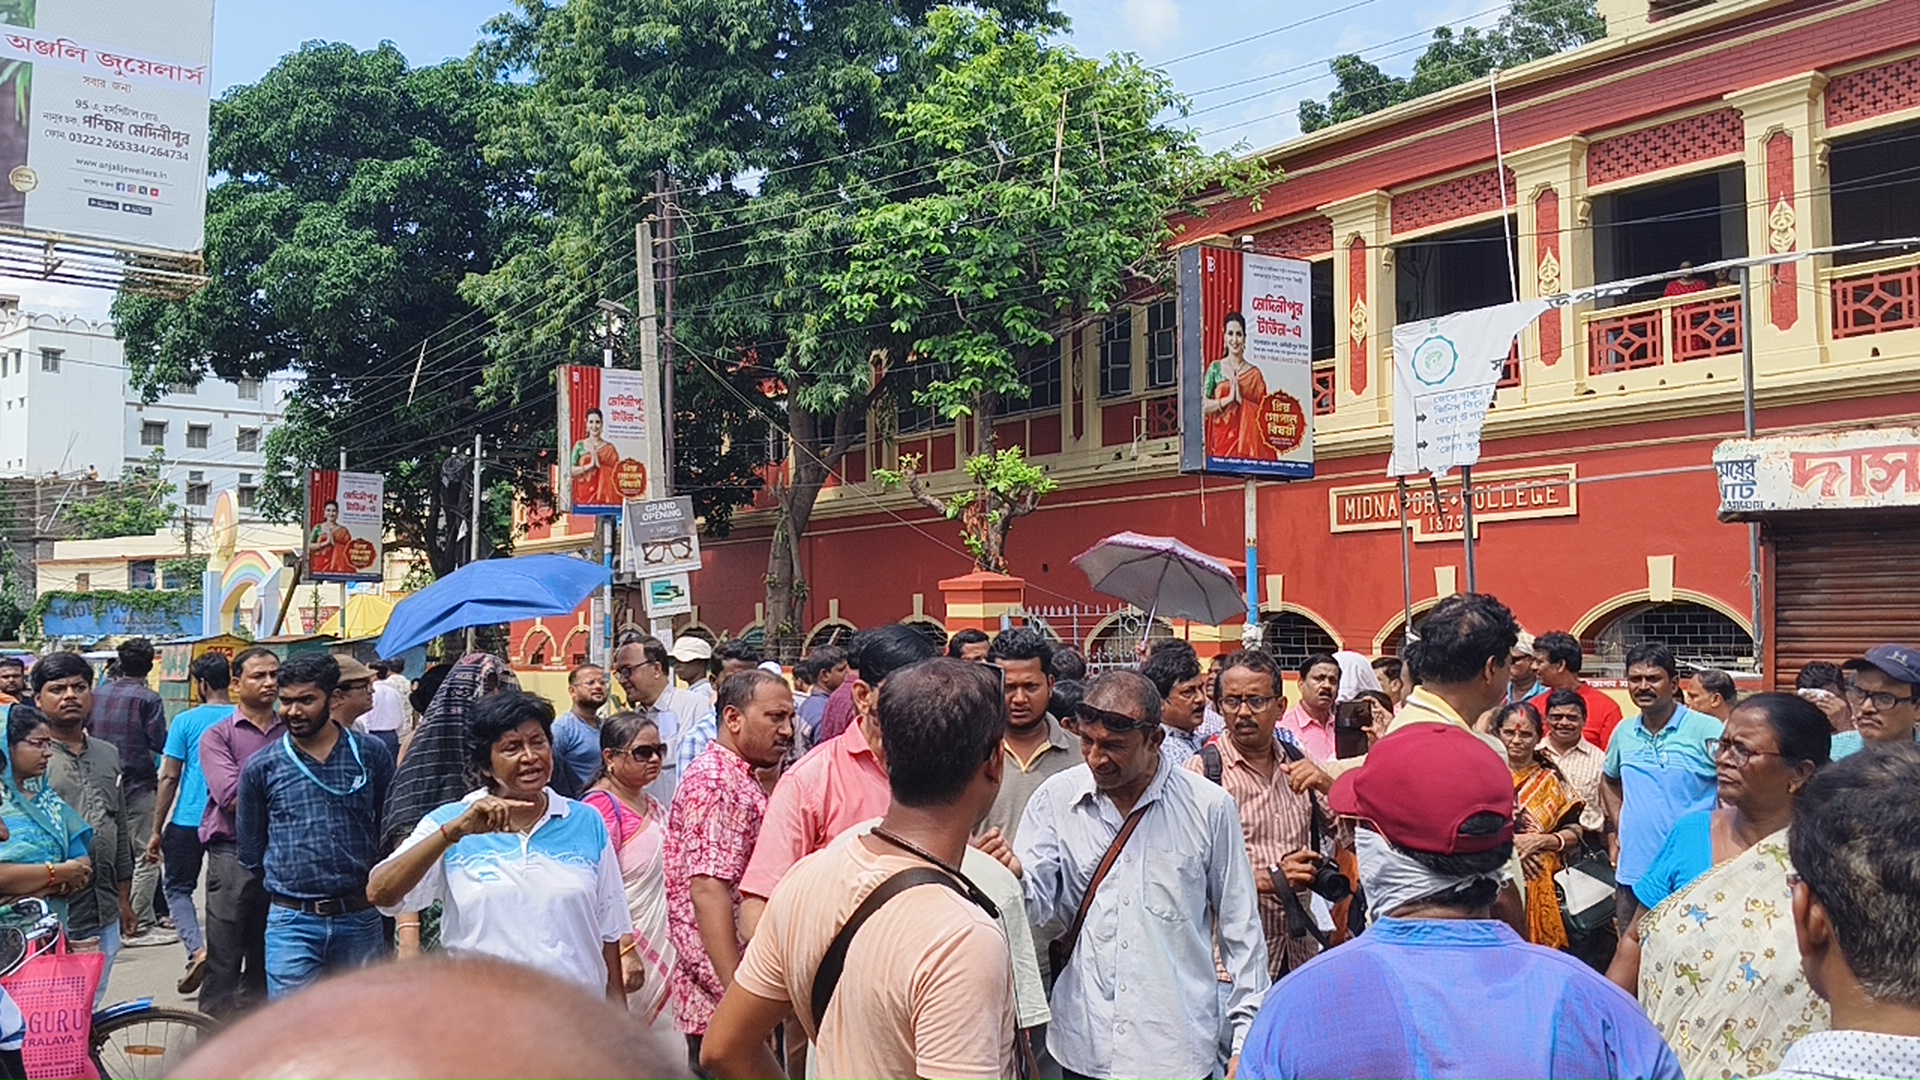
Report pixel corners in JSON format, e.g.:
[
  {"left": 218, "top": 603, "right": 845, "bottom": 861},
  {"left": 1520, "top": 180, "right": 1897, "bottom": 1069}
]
[{"left": 44, "top": 130, "right": 189, "bottom": 161}]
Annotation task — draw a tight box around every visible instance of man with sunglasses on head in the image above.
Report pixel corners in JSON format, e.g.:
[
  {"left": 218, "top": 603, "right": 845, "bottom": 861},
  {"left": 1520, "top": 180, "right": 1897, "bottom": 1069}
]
[
  {"left": 1018, "top": 670, "right": 1268, "bottom": 1080},
  {"left": 237, "top": 653, "right": 394, "bottom": 999},
  {"left": 1830, "top": 644, "right": 1920, "bottom": 759}
]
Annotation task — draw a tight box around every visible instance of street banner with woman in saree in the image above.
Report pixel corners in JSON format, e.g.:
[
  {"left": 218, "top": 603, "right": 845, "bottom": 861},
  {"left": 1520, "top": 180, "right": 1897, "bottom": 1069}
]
[
  {"left": 558, "top": 365, "right": 655, "bottom": 516},
  {"left": 1177, "top": 245, "right": 1315, "bottom": 480},
  {"left": 305, "top": 470, "right": 384, "bottom": 583}
]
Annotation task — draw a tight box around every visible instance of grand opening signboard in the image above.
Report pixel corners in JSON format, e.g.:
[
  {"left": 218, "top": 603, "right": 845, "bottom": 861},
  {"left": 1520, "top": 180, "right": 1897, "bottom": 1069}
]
[
  {"left": 304, "top": 471, "right": 384, "bottom": 584},
  {"left": 1177, "top": 245, "right": 1315, "bottom": 480},
  {"left": 0, "top": 0, "right": 214, "bottom": 253},
  {"left": 557, "top": 365, "right": 655, "bottom": 516}
]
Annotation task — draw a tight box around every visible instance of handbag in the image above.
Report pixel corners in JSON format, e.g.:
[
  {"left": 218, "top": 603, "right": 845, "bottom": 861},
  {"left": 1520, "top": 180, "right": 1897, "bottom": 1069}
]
[
  {"left": 1, "top": 939, "right": 104, "bottom": 1079},
  {"left": 1554, "top": 849, "right": 1618, "bottom": 938}
]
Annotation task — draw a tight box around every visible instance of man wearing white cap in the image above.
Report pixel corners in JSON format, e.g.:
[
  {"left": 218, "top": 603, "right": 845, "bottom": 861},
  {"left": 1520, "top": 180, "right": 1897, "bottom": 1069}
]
[
  {"left": 671, "top": 637, "right": 716, "bottom": 707},
  {"left": 1505, "top": 632, "right": 1543, "bottom": 704}
]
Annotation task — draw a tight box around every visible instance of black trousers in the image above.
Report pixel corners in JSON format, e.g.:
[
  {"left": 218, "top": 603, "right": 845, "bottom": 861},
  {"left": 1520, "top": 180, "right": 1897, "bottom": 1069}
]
[{"left": 199, "top": 840, "right": 268, "bottom": 1019}]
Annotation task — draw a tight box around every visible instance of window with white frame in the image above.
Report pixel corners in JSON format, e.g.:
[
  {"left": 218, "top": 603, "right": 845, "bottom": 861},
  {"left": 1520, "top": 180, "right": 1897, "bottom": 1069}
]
[
  {"left": 236, "top": 427, "right": 260, "bottom": 453},
  {"left": 140, "top": 420, "right": 167, "bottom": 447},
  {"left": 39, "top": 348, "right": 60, "bottom": 373},
  {"left": 186, "top": 424, "right": 210, "bottom": 449}
]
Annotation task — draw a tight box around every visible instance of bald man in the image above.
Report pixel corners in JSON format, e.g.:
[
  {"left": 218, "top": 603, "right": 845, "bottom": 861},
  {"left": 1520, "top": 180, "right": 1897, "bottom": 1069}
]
[{"left": 171, "top": 957, "right": 688, "bottom": 1079}]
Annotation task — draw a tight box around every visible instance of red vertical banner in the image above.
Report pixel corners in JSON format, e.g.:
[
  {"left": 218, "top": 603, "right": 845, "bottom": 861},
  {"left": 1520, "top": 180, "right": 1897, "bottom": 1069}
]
[
  {"left": 558, "top": 365, "right": 652, "bottom": 515},
  {"left": 1347, "top": 235, "right": 1369, "bottom": 393}
]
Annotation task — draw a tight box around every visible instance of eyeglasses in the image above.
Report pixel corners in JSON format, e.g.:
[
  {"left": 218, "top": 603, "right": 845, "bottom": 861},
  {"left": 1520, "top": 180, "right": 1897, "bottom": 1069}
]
[
  {"left": 1067, "top": 702, "right": 1154, "bottom": 733},
  {"left": 1843, "top": 682, "right": 1920, "bottom": 710},
  {"left": 1220, "top": 695, "right": 1276, "bottom": 713},
  {"left": 1707, "top": 738, "right": 1785, "bottom": 767},
  {"left": 640, "top": 538, "right": 693, "bottom": 564},
  {"left": 19, "top": 737, "right": 52, "bottom": 751},
  {"left": 620, "top": 744, "right": 666, "bottom": 762}
]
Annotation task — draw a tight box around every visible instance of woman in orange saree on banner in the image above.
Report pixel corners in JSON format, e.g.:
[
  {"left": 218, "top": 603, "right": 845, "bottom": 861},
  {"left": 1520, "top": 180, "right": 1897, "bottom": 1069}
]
[
  {"left": 570, "top": 408, "right": 623, "bottom": 508},
  {"left": 1202, "top": 312, "right": 1278, "bottom": 462},
  {"left": 309, "top": 501, "right": 355, "bottom": 576}
]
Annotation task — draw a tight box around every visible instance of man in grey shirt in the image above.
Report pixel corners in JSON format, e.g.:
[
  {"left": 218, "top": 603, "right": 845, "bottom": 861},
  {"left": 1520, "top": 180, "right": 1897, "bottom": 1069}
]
[{"left": 978, "top": 628, "right": 1078, "bottom": 845}]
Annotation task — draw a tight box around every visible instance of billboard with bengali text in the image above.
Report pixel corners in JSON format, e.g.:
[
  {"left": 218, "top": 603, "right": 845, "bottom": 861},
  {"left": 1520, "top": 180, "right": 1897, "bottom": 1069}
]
[
  {"left": 304, "top": 470, "right": 384, "bottom": 584},
  {"left": 557, "top": 365, "right": 655, "bottom": 516},
  {"left": 0, "top": 0, "right": 213, "bottom": 253},
  {"left": 1177, "top": 245, "right": 1315, "bottom": 480}
]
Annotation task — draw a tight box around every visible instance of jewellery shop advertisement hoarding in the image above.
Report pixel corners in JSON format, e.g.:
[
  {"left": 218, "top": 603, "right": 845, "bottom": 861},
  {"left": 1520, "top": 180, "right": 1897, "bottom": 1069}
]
[
  {"left": 557, "top": 365, "right": 657, "bottom": 516},
  {"left": 1176, "top": 245, "right": 1315, "bottom": 481},
  {"left": 304, "top": 470, "right": 384, "bottom": 585},
  {"left": 0, "top": 0, "right": 214, "bottom": 254},
  {"left": 624, "top": 496, "right": 702, "bottom": 581}
]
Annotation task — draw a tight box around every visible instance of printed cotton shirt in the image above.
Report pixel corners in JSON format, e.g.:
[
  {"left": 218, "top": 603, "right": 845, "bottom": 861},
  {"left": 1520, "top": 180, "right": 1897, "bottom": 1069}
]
[
  {"left": 1540, "top": 736, "right": 1607, "bottom": 834},
  {"left": 376, "top": 787, "right": 630, "bottom": 994},
  {"left": 1767, "top": 1031, "right": 1920, "bottom": 1080},
  {"left": 1016, "top": 758, "right": 1269, "bottom": 1079},
  {"left": 664, "top": 742, "right": 767, "bottom": 1034}
]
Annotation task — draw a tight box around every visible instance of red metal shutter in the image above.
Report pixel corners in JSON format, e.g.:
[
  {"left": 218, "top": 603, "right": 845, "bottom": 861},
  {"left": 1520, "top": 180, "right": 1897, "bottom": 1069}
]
[{"left": 1770, "top": 511, "right": 1920, "bottom": 691}]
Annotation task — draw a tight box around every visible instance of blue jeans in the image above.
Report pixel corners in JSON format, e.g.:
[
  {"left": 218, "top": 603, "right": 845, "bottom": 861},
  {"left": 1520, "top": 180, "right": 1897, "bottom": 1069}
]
[
  {"left": 263, "top": 906, "right": 386, "bottom": 999},
  {"left": 70, "top": 920, "right": 121, "bottom": 1009}
]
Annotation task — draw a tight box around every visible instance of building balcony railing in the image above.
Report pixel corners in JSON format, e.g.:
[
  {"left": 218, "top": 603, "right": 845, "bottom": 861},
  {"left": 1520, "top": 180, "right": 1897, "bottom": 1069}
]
[
  {"left": 1828, "top": 250, "right": 1920, "bottom": 339},
  {"left": 1583, "top": 286, "right": 1744, "bottom": 374}
]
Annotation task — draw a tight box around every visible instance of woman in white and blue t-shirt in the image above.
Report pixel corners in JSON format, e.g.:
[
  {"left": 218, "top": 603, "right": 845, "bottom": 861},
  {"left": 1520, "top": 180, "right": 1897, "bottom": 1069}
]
[{"left": 368, "top": 690, "right": 632, "bottom": 1001}]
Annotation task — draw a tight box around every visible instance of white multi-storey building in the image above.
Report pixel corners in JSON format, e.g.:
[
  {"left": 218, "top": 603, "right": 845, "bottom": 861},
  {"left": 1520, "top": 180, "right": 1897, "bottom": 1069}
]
[{"left": 0, "top": 304, "right": 292, "bottom": 522}]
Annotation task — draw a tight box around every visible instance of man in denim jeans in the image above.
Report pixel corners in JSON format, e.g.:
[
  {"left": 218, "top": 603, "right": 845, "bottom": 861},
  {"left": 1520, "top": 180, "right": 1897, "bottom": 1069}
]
[{"left": 238, "top": 653, "right": 394, "bottom": 998}]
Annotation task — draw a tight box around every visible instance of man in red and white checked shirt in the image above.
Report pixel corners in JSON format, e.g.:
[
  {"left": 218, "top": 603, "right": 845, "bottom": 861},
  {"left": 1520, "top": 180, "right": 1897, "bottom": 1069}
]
[{"left": 664, "top": 669, "right": 795, "bottom": 1075}]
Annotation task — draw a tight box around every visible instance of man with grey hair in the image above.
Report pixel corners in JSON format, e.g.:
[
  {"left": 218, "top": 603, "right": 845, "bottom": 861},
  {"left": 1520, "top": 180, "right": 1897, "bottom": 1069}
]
[
  {"left": 1683, "top": 667, "right": 1737, "bottom": 722},
  {"left": 1775, "top": 743, "right": 1920, "bottom": 1078},
  {"left": 1017, "top": 669, "right": 1268, "bottom": 1079}
]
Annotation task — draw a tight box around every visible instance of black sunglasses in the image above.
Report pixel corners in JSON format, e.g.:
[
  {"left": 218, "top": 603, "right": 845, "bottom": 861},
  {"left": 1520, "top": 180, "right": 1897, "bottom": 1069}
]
[
  {"left": 1068, "top": 701, "right": 1155, "bottom": 733},
  {"left": 618, "top": 744, "right": 667, "bottom": 762}
]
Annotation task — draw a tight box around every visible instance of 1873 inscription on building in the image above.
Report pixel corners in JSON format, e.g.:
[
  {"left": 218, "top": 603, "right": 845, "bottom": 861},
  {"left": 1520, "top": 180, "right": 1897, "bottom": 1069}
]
[{"left": 1329, "top": 465, "right": 1578, "bottom": 541}]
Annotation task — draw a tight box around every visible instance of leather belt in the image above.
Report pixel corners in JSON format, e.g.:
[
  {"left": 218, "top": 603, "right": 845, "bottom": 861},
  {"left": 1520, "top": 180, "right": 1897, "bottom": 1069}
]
[{"left": 269, "top": 893, "right": 374, "bottom": 916}]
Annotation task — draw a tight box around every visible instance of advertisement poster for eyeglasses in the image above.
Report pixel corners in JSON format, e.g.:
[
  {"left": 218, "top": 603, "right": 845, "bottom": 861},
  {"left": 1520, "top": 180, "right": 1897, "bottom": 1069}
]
[
  {"left": 642, "top": 573, "right": 693, "bottom": 617},
  {"left": 304, "top": 470, "right": 384, "bottom": 584},
  {"left": 557, "top": 364, "right": 657, "bottom": 516},
  {"left": 1176, "top": 245, "right": 1315, "bottom": 480},
  {"left": 623, "top": 496, "right": 703, "bottom": 578}
]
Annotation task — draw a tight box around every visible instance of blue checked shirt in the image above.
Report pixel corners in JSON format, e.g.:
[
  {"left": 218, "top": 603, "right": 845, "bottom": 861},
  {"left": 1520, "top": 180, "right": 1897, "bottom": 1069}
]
[
  {"left": 238, "top": 726, "right": 394, "bottom": 900},
  {"left": 89, "top": 677, "right": 167, "bottom": 798}
]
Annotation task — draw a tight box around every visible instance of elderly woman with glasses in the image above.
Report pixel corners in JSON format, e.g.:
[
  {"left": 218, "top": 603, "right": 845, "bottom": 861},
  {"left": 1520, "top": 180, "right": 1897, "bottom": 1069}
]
[
  {"left": 1609, "top": 692, "right": 1834, "bottom": 1078},
  {"left": 581, "top": 712, "right": 676, "bottom": 1033},
  {"left": 368, "top": 690, "right": 632, "bottom": 1002}
]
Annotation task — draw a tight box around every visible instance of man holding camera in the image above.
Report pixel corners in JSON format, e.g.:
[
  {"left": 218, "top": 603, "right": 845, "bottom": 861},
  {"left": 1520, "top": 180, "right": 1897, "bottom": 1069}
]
[{"left": 1184, "top": 650, "right": 1340, "bottom": 977}]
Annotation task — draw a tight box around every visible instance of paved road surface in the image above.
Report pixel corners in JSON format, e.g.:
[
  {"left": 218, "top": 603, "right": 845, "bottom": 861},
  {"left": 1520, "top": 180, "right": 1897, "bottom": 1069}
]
[{"left": 105, "top": 932, "right": 200, "bottom": 1012}]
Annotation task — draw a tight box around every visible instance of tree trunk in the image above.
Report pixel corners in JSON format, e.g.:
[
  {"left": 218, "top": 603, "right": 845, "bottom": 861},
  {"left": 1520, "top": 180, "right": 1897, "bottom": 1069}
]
[{"left": 763, "top": 398, "right": 865, "bottom": 663}]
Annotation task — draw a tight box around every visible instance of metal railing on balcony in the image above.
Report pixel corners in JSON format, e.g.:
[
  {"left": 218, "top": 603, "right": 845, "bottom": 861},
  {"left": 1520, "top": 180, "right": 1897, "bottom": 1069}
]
[
  {"left": 1828, "top": 250, "right": 1920, "bottom": 339},
  {"left": 1584, "top": 286, "right": 1743, "bottom": 374}
]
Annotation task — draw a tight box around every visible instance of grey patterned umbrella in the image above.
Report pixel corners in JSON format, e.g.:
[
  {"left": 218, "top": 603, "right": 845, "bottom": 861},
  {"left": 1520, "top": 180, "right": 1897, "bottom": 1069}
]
[{"left": 1072, "top": 531, "right": 1245, "bottom": 627}]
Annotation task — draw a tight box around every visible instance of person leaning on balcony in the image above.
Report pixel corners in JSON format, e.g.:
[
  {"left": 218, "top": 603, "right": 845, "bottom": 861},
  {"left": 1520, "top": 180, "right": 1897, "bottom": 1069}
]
[{"left": 1661, "top": 260, "right": 1709, "bottom": 297}]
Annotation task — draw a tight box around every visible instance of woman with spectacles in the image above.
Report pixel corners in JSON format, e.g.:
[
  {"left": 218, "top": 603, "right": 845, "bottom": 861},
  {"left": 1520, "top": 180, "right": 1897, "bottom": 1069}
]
[
  {"left": 1610, "top": 693, "right": 1834, "bottom": 1078},
  {"left": 368, "top": 691, "right": 632, "bottom": 1002},
  {"left": 580, "top": 713, "right": 678, "bottom": 1042},
  {"left": 0, "top": 704, "right": 94, "bottom": 925}
]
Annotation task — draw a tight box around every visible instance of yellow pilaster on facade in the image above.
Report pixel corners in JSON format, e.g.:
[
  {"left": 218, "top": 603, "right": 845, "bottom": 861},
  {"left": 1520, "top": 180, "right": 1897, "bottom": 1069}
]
[
  {"left": 1727, "top": 73, "right": 1829, "bottom": 361},
  {"left": 1322, "top": 190, "right": 1394, "bottom": 426}
]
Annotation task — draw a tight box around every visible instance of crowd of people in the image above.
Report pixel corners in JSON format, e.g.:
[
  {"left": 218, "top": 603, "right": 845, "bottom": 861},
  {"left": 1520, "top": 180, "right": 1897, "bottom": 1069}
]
[{"left": 0, "top": 602, "right": 1915, "bottom": 1079}]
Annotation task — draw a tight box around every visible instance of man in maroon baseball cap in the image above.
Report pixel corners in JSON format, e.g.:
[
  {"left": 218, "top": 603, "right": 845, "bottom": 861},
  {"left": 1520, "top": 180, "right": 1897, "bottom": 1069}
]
[{"left": 1234, "top": 724, "right": 1682, "bottom": 1080}]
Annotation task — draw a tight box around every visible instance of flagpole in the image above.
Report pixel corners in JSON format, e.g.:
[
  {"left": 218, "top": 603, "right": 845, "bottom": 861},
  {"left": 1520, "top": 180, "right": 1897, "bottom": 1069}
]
[
  {"left": 1397, "top": 477, "right": 1414, "bottom": 651},
  {"left": 1461, "top": 465, "right": 1477, "bottom": 593}
]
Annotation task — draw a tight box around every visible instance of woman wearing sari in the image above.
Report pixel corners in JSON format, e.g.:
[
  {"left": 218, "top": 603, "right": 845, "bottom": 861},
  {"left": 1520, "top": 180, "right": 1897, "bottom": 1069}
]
[
  {"left": 568, "top": 409, "right": 626, "bottom": 508},
  {"left": 1201, "top": 313, "right": 1276, "bottom": 461},
  {"left": 579, "top": 712, "right": 678, "bottom": 1053},
  {"left": 380, "top": 654, "right": 517, "bottom": 956},
  {"left": 1495, "top": 702, "right": 1584, "bottom": 949},
  {"left": 1625, "top": 693, "right": 1833, "bottom": 1079},
  {"left": 0, "top": 705, "right": 94, "bottom": 923}
]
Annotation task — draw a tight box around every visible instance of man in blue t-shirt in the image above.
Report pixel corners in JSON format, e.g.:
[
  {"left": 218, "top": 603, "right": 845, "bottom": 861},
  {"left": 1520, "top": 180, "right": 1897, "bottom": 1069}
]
[
  {"left": 148, "top": 653, "right": 236, "bottom": 995},
  {"left": 1603, "top": 642, "right": 1722, "bottom": 933}
]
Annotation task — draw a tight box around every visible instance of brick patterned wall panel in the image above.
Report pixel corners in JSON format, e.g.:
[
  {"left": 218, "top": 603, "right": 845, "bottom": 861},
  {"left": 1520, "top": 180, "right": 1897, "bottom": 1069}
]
[
  {"left": 1534, "top": 187, "right": 1563, "bottom": 366},
  {"left": 1586, "top": 108, "right": 1744, "bottom": 187},
  {"left": 1825, "top": 55, "right": 1920, "bottom": 129},
  {"left": 1252, "top": 216, "right": 1334, "bottom": 259},
  {"left": 1767, "top": 130, "right": 1799, "bottom": 332},
  {"left": 1347, "top": 235, "right": 1369, "bottom": 395},
  {"left": 1390, "top": 168, "right": 1516, "bottom": 235}
]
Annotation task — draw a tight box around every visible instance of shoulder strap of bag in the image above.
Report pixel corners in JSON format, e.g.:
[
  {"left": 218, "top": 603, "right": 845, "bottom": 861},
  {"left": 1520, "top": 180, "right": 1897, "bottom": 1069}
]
[
  {"left": 808, "top": 867, "right": 968, "bottom": 1031},
  {"left": 1054, "top": 803, "right": 1149, "bottom": 969},
  {"left": 1199, "top": 742, "right": 1223, "bottom": 786}
]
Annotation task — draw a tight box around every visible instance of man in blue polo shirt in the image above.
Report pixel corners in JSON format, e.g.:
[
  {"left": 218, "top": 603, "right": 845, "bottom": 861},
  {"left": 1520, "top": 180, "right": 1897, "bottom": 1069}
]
[
  {"left": 148, "top": 653, "right": 236, "bottom": 995},
  {"left": 1831, "top": 644, "right": 1920, "bottom": 759},
  {"left": 1603, "top": 641, "right": 1722, "bottom": 933}
]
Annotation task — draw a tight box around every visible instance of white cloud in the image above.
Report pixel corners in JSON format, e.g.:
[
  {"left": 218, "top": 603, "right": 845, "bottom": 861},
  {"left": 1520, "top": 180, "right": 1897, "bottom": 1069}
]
[
  {"left": 1122, "top": 0, "right": 1183, "bottom": 47},
  {"left": 6, "top": 280, "right": 112, "bottom": 323}
]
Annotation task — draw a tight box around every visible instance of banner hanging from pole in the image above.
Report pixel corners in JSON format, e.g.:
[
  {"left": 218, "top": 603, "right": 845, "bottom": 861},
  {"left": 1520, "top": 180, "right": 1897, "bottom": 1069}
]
[
  {"left": 304, "top": 470, "right": 384, "bottom": 584},
  {"left": 1388, "top": 299, "right": 1548, "bottom": 479}
]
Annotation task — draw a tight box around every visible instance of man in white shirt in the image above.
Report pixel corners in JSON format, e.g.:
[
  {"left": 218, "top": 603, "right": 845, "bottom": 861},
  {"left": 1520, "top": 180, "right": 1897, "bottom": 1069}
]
[
  {"left": 614, "top": 634, "right": 714, "bottom": 803},
  {"left": 1017, "top": 670, "right": 1269, "bottom": 1080},
  {"left": 1774, "top": 743, "right": 1920, "bottom": 1080},
  {"left": 364, "top": 660, "right": 409, "bottom": 758}
]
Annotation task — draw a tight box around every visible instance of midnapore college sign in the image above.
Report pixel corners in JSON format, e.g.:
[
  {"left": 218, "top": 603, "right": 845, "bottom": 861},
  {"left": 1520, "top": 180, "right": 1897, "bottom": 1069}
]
[{"left": 1329, "top": 465, "right": 1579, "bottom": 541}]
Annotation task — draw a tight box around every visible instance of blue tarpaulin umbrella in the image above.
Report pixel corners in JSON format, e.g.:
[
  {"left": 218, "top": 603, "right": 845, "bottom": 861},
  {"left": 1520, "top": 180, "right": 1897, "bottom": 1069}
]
[{"left": 374, "top": 555, "right": 611, "bottom": 658}]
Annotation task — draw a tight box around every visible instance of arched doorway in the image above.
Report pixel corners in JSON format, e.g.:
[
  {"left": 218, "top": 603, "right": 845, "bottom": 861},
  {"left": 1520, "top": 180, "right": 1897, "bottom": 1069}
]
[
  {"left": 1258, "top": 609, "right": 1341, "bottom": 670},
  {"left": 901, "top": 617, "right": 948, "bottom": 654},
  {"left": 1584, "top": 600, "right": 1756, "bottom": 679},
  {"left": 1084, "top": 611, "right": 1174, "bottom": 673}
]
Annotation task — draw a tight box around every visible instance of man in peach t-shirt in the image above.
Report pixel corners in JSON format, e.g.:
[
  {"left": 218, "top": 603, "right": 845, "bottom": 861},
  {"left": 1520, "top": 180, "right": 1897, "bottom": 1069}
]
[{"left": 701, "top": 659, "right": 1018, "bottom": 1080}]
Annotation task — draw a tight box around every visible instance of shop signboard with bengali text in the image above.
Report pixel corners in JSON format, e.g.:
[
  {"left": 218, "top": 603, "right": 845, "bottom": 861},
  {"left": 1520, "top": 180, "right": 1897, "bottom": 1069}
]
[
  {"left": 304, "top": 470, "right": 384, "bottom": 584},
  {"left": 1177, "top": 245, "right": 1315, "bottom": 480},
  {"left": 0, "top": 0, "right": 214, "bottom": 253},
  {"left": 1714, "top": 426, "right": 1920, "bottom": 518},
  {"left": 557, "top": 365, "right": 656, "bottom": 516}
]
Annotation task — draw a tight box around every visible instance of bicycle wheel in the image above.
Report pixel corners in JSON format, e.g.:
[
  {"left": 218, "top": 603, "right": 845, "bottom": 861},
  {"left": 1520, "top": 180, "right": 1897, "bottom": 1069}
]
[{"left": 88, "top": 1006, "right": 217, "bottom": 1080}]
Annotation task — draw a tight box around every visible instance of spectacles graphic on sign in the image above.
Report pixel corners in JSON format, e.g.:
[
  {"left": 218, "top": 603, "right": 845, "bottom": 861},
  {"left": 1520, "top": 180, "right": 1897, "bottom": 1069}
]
[{"left": 640, "top": 538, "right": 693, "bottom": 564}]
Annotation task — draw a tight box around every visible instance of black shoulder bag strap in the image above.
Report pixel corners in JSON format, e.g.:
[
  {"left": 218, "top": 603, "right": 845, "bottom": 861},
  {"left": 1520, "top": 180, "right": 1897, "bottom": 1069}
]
[
  {"left": 808, "top": 867, "right": 968, "bottom": 1032},
  {"left": 1049, "top": 803, "right": 1149, "bottom": 974},
  {"left": 1199, "top": 741, "right": 1224, "bottom": 785}
]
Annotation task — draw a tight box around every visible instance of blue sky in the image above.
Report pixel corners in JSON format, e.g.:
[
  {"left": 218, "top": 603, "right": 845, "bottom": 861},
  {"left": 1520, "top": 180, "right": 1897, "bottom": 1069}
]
[{"left": 28, "top": 0, "right": 1500, "bottom": 319}]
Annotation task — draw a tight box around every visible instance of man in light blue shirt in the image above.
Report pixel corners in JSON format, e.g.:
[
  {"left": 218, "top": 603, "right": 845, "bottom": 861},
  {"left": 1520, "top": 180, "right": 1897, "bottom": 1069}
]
[
  {"left": 1240, "top": 723, "right": 1680, "bottom": 1080},
  {"left": 1831, "top": 644, "right": 1920, "bottom": 759},
  {"left": 549, "top": 664, "right": 609, "bottom": 794},
  {"left": 1017, "top": 669, "right": 1268, "bottom": 1080},
  {"left": 612, "top": 635, "right": 714, "bottom": 803},
  {"left": 1603, "top": 642, "right": 1722, "bottom": 928},
  {"left": 148, "top": 653, "right": 235, "bottom": 994}
]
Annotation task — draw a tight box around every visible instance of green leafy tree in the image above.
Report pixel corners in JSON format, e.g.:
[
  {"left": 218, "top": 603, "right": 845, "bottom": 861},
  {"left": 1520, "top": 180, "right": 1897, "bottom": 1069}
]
[
  {"left": 63, "top": 451, "right": 176, "bottom": 540},
  {"left": 876, "top": 446, "right": 1058, "bottom": 574},
  {"left": 112, "top": 43, "right": 542, "bottom": 577},
  {"left": 1297, "top": 0, "right": 1606, "bottom": 133}
]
